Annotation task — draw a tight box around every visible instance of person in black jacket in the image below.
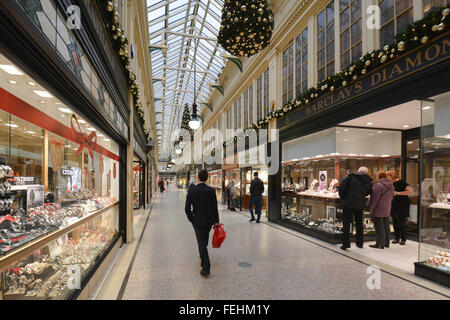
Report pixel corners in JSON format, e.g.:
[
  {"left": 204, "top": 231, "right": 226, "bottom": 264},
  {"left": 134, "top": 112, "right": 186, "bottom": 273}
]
[
  {"left": 249, "top": 171, "right": 265, "bottom": 223},
  {"left": 338, "top": 167, "right": 373, "bottom": 250},
  {"left": 185, "top": 169, "right": 220, "bottom": 278}
]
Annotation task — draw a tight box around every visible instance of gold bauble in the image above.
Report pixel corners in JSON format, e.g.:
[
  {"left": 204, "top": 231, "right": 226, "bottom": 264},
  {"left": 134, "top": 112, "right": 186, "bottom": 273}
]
[
  {"left": 330, "top": 86, "right": 335, "bottom": 91},
  {"left": 421, "top": 36, "right": 429, "bottom": 44},
  {"left": 413, "top": 36, "right": 419, "bottom": 41},
  {"left": 383, "top": 45, "right": 389, "bottom": 51},
  {"left": 107, "top": 2, "right": 113, "bottom": 11},
  {"left": 365, "top": 60, "right": 371, "bottom": 66},
  {"left": 432, "top": 25, "right": 439, "bottom": 32},
  {"left": 443, "top": 8, "right": 450, "bottom": 17},
  {"left": 397, "top": 41, "right": 406, "bottom": 51},
  {"left": 390, "top": 54, "right": 395, "bottom": 59},
  {"left": 361, "top": 69, "right": 366, "bottom": 74},
  {"left": 241, "top": 5, "right": 246, "bottom": 11},
  {"left": 380, "top": 55, "right": 387, "bottom": 63},
  {"left": 258, "top": 8, "right": 263, "bottom": 14},
  {"left": 438, "top": 23, "right": 445, "bottom": 31},
  {"left": 342, "top": 81, "right": 347, "bottom": 86},
  {"left": 352, "top": 75, "right": 357, "bottom": 80}
]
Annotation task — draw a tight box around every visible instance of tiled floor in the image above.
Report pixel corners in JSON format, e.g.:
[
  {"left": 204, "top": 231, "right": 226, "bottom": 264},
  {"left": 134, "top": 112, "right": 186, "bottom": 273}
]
[{"left": 121, "top": 188, "right": 449, "bottom": 300}]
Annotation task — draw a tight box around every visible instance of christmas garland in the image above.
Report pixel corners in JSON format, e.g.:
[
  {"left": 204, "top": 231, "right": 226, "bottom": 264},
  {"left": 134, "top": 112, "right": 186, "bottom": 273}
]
[
  {"left": 103, "top": 1, "right": 150, "bottom": 142},
  {"left": 211, "top": 5, "right": 450, "bottom": 152}
]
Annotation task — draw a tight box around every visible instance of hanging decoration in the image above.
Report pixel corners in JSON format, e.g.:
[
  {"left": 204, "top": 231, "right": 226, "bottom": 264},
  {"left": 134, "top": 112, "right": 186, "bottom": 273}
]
[
  {"left": 212, "top": 5, "right": 450, "bottom": 149},
  {"left": 180, "top": 104, "right": 194, "bottom": 137},
  {"left": 103, "top": 1, "right": 151, "bottom": 142},
  {"left": 218, "top": 0, "right": 274, "bottom": 57},
  {"left": 50, "top": 137, "right": 65, "bottom": 173}
]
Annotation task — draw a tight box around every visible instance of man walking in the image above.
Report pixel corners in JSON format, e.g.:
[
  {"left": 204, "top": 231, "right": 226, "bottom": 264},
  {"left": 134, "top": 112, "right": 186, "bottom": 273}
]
[
  {"left": 249, "top": 171, "right": 265, "bottom": 223},
  {"left": 185, "top": 169, "right": 220, "bottom": 278},
  {"left": 338, "top": 167, "right": 373, "bottom": 250}
]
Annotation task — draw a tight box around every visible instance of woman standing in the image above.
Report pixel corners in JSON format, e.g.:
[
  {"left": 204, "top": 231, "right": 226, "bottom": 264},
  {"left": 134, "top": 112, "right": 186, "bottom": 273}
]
[
  {"left": 368, "top": 171, "right": 394, "bottom": 249},
  {"left": 387, "top": 171, "right": 412, "bottom": 245}
]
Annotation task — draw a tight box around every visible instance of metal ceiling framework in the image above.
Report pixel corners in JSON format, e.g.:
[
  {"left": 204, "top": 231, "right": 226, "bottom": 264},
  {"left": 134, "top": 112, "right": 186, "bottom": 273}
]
[{"left": 148, "top": 0, "right": 226, "bottom": 160}]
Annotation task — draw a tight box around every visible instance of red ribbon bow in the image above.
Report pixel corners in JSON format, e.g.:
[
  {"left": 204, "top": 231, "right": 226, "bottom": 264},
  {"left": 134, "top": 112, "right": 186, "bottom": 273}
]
[
  {"left": 50, "top": 137, "right": 65, "bottom": 148},
  {"left": 71, "top": 114, "right": 97, "bottom": 159}
]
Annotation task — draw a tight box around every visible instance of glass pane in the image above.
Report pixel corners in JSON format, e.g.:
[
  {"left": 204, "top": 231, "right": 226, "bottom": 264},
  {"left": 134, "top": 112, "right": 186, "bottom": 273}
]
[
  {"left": 341, "top": 8, "right": 350, "bottom": 32},
  {"left": 341, "top": 29, "right": 350, "bottom": 53},
  {"left": 351, "top": 42, "right": 362, "bottom": 63},
  {"left": 396, "top": 0, "right": 413, "bottom": 14},
  {"left": 318, "top": 68, "right": 325, "bottom": 82},
  {"left": 341, "top": 51, "right": 351, "bottom": 68},
  {"left": 351, "top": 0, "right": 362, "bottom": 22},
  {"left": 381, "top": 21, "right": 395, "bottom": 45},
  {"left": 351, "top": 19, "right": 362, "bottom": 45},
  {"left": 326, "top": 41, "right": 335, "bottom": 62},
  {"left": 380, "top": 0, "right": 395, "bottom": 25},
  {"left": 327, "top": 61, "right": 335, "bottom": 77},
  {"left": 340, "top": 0, "right": 350, "bottom": 11},
  {"left": 318, "top": 49, "right": 325, "bottom": 67},
  {"left": 326, "top": 21, "right": 335, "bottom": 43},
  {"left": 327, "top": 1, "right": 335, "bottom": 23},
  {"left": 318, "top": 10, "right": 325, "bottom": 30},
  {"left": 318, "top": 30, "right": 325, "bottom": 49},
  {"left": 302, "top": 62, "right": 308, "bottom": 79},
  {"left": 302, "top": 45, "right": 308, "bottom": 62},
  {"left": 397, "top": 9, "right": 414, "bottom": 34},
  {"left": 302, "top": 28, "right": 308, "bottom": 43}
]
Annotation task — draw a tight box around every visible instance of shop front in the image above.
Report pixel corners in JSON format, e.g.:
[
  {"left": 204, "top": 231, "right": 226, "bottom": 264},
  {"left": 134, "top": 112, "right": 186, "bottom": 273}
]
[
  {"left": 222, "top": 154, "right": 241, "bottom": 209},
  {"left": 132, "top": 155, "right": 144, "bottom": 210},
  {"left": 272, "top": 32, "right": 450, "bottom": 286},
  {"left": 0, "top": 0, "right": 130, "bottom": 298},
  {"left": 206, "top": 164, "right": 223, "bottom": 203}
]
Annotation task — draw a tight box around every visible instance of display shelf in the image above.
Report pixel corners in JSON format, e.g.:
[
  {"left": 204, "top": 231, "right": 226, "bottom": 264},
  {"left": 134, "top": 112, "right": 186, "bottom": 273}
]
[
  {"left": 414, "top": 261, "right": 450, "bottom": 287},
  {"left": 0, "top": 201, "right": 118, "bottom": 271}
]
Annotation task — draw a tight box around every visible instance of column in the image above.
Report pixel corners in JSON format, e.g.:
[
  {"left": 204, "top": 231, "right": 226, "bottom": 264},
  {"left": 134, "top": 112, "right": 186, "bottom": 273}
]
[{"left": 307, "top": 15, "right": 316, "bottom": 88}]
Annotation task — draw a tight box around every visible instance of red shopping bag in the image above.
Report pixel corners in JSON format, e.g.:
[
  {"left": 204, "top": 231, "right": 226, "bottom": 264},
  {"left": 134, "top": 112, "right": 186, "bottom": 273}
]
[{"left": 212, "top": 223, "right": 226, "bottom": 248}]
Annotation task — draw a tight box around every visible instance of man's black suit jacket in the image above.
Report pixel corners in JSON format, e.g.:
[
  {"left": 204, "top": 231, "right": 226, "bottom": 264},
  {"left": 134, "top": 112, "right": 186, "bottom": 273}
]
[{"left": 185, "top": 183, "right": 220, "bottom": 228}]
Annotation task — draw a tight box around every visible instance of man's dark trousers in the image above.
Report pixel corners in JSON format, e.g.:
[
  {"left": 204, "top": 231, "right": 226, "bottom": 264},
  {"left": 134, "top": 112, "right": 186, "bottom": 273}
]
[
  {"left": 193, "top": 225, "right": 212, "bottom": 273},
  {"left": 342, "top": 207, "right": 364, "bottom": 248},
  {"left": 392, "top": 216, "right": 406, "bottom": 242},
  {"left": 249, "top": 195, "right": 263, "bottom": 221}
]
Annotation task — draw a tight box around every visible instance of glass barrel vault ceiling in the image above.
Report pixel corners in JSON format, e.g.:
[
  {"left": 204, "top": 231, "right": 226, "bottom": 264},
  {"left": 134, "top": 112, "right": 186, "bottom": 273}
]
[{"left": 148, "top": 0, "right": 226, "bottom": 159}]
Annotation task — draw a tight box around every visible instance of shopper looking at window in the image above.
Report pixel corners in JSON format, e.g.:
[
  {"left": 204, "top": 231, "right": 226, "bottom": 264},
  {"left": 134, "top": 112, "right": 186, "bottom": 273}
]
[
  {"left": 249, "top": 172, "right": 265, "bottom": 223},
  {"left": 368, "top": 171, "right": 394, "bottom": 249},
  {"left": 338, "top": 167, "right": 373, "bottom": 250},
  {"left": 387, "top": 171, "right": 412, "bottom": 245}
]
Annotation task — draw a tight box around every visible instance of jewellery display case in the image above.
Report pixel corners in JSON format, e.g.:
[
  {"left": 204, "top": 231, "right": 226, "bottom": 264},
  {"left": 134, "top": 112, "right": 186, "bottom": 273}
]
[
  {"left": 208, "top": 170, "right": 222, "bottom": 202},
  {"left": 281, "top": 153, "right": 398, "bottom": 243},
  {"left": 242, "top": 167, "right": 269, "bottom": 211},
  {"left": 0, "top": 53, "right": 122, "bottom": 298},
  {"left": 224, "top": 169, "right": 241, "bottom": 209},
  {"left": 415, "top": 96, "right": 450, "bottom": 287}
]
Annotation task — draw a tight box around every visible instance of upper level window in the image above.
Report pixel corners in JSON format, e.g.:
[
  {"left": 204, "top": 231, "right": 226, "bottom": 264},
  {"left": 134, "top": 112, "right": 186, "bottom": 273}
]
[
  {"left": 263, "top": 68, "right": 270, "bottom": 116},
  {"left": 226, "top": 107, "right": 232, "bottom": 129},
  {"left": 248, "top": 84, "right": 254, "bottom": 125},
  {"left": 340, "top": 0, "right": 362, "bottom": 68},
  {"left": 295, "top": 28, "right": 308, "bottom": 97},
  {"left": 423, "top": 0, "right": 448, "bottom": 14},
  {"left": 244, "top": 89, "right": 249, "bottom": 127},
  {"left": 237, "top": 96, "right": 242, "bottom": 129},
  {"left": 380, "top": 0, "right": 414, "bottom": 46},
  {"left": 282, "top": 43, "right": 294, "bottom": 105},
  {"left": 318, "top": 1, "right": 335, "bottom": 82},
  {"left": 257, "top": 75, "right": 263, "bottom": 120}
]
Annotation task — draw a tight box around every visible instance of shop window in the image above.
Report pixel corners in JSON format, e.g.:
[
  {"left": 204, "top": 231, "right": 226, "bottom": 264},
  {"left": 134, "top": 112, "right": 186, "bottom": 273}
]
[
  {"left": 281, "top": 127, "right": 401, "bottom": 235},
  {"left": 379, "top": 0, "right": 414, "bottom": 46},
  {"left": 417, "top": 92, "right": 450, "bottom": 278},
  {"left": 317, "top": 1, "right": 335, "bottom": 82},
  {"left": 423, "top": 0, "right": 448, "bottom": 14},
  {"left": 257, "top": 74, "right": 263, "bottom": 120},
  {"left": 0, "top": 54, "right": 120, "bottom": 299},
  {"left": 340, "top": 0, "right": 362, "bottom": 68},
  {"left": 295, "top": 28, "right": 308, "bottom": 98},
  {"left": 263, "top": 68, "right": 270, "bottom": 116},
  {"left": 282, "top": 43, "right": 294, "bottom": 105}
]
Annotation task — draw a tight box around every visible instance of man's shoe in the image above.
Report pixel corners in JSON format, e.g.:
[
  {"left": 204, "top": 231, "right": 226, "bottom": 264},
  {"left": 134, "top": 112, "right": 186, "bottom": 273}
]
[
  {"left": 200, "top": 270, "right": 210, "bottom": 278},
  {"left": 400, "top": 240, "right": 406, "bottom": 245},
  {"left": 340, "top": 245, "right": 349, "bottom": 251},
  {"left": 356, "top": 243, "right": 363, "bottom": 248},
  {"left": 392, "top": 239, "right": 400, "bottom": 244},
  {"left": 369, "top": 244, "right": 384, "bottom": 249},
  {"left": 385, "top": 245, "right": 389, "bottom": 248},
  {"left": 249, "top": 218, "right": 255, "bottom": 222},
  {"left": 256, "top": 220, "right": 260, "bottom": 223}
]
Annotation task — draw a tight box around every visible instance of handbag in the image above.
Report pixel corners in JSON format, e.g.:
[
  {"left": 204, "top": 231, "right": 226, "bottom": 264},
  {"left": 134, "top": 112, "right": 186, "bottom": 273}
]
[{"left": 212, "top": 223, "right": 226, "bottom": 248}]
